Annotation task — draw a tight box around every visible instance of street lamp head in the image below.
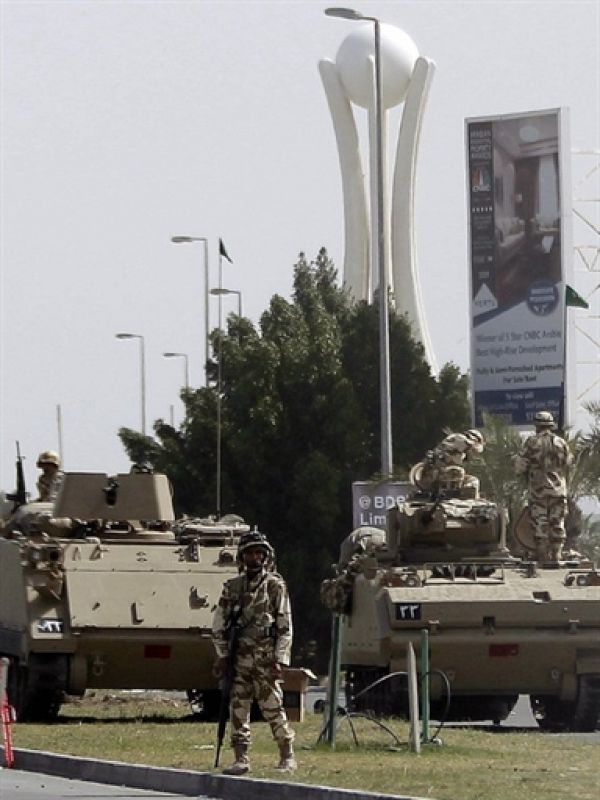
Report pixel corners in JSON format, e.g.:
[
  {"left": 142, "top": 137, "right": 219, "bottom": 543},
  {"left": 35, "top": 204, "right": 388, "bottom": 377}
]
[
  {"left": 163, "top": 351, "right": 184, "bottom": 358},
  {"left": 324, "top": 7, "right": 364, "bottom": 20},
  {"left": 211, "top": 288, "right": 242, "bottom": 317},
  {"left": 171, "top": 235, "right": 208, "bottom": 244},
  {"left": 116, "top": 332, "right": 141, "bottom": 340}
]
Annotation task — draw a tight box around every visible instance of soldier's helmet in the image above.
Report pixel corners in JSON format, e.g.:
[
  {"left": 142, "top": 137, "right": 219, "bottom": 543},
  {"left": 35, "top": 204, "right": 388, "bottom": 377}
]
[
  {"left": 237, "top": 527, "right": 274, "bottom": 563},
  {"left": 464, "top": 429, "right": 485, "bottom": 452},
  {"left": 534, "top": 410, "right": 556, "bottom": 429},
  {"left": 36, "top": 450, "right": 61, "bottom": 468}
]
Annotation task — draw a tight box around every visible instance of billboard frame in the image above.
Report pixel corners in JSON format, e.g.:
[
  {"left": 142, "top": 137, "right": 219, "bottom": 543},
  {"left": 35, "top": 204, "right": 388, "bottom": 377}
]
[{"left": 465, "top": 107, "right": 573, "bottom": 430}]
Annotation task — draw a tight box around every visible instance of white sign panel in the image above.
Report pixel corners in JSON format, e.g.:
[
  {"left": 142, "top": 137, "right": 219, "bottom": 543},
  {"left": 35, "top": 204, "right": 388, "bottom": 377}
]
[
  {"left": 466, "top": 108, "right": 572, "bottom": 427},
  {"left": 352, "top": 480, "right": 412, "bottom": 530}
]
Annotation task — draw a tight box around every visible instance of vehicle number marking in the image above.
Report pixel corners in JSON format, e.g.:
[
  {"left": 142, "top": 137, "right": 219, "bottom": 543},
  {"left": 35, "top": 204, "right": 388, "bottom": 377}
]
[
  {"left": 395, "top": 603, "right": 421, "bottom": 621},
  {"left": 37, "top": 618, "right": 64, "bottom": 633}
]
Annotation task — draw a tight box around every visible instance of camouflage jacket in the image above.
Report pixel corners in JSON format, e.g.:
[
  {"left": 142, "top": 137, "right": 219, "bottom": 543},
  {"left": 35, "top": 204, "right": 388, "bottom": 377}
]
[
  {"left": 36, "top": 471, "right": 64, "bottom": 502},
  {"left": 515, "top": 430, "right": 572, "bottom": 497},
  {"left": 212, "top": 568, "right": 292, "bottom": 665}
]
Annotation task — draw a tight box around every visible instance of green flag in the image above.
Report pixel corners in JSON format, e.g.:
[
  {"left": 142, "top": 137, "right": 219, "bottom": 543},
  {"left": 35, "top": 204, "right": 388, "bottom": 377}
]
[{"left": 565, "top": 285, "right": 589, "bottom": 309}]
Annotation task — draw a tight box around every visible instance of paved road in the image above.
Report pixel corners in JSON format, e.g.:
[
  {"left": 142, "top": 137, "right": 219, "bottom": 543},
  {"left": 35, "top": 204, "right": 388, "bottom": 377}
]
[
  {"left": 308, "top": 690, "right": 600, "bottom": 741},
  {"left": 0, "top": 769, "right": 212, "bottom": 800},
  {"left": 307, "top": 689, "right": 539, "bottom": 727}
]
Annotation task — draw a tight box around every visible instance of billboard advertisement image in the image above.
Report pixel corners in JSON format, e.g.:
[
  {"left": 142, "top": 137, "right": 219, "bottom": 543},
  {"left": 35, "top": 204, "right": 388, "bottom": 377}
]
[{"left": 466, "top": 108, "right": 571, "bottom": 427}]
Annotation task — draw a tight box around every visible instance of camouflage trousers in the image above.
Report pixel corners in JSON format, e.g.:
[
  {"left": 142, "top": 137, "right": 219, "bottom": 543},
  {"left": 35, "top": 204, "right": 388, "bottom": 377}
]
[
  {"left": 529, "top": 495, "right": 567, "bottom": 543},
  {"left": 229, "top": 640, "right": 294, "bottom": 747}
]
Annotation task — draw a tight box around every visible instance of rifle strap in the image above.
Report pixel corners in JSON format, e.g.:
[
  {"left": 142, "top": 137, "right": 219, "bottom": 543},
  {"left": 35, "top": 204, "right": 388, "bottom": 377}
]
[{"left": 229, "top": 572, "right": 269, "bottom": 631}]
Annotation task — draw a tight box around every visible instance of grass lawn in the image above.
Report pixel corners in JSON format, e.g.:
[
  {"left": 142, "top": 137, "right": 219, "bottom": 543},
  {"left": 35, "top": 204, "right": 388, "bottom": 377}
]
[{"left": 9, "top": 693, "right": 600, "bottom": 800}]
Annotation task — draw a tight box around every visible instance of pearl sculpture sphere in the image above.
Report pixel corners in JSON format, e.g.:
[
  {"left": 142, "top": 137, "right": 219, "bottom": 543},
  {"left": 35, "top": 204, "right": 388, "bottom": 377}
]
[{"left": 335, "top": 22, "right": 419, "bottom": 110}]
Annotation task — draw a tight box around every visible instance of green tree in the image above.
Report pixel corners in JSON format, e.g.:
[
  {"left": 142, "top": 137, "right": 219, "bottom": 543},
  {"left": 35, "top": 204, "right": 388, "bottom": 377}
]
[
  {"left": 565, "top": 402, "right": 600, "bottom": 558},
  {"left": 565, "top": 402, "right": 600, "bottom": 505},
  {"left": 119, "top": 248, "right": 470, "bottom": 670},
  {"left": 577, "top": 516, "right": 600, "bottom": 563}
]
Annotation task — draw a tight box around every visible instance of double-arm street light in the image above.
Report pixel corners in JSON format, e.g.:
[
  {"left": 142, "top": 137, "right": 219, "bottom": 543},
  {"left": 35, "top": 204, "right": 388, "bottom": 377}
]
[
  {"left": 210, "top": 287, "right": 242, "bottom": 318},
  {"left": 115, "top": 332, "right": 147, "bottom": 435},
  {"left": 163, "top": 351, "right": 190, "bottom": 390},
  {"left": 170, "top": 236, "right": 209, "bottom": 378},
  {"left": 325, "top": 7, "right": 393, "bottom": 477}
]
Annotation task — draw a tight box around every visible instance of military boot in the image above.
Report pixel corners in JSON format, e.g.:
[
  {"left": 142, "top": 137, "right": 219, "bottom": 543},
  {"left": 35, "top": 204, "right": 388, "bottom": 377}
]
[
  {"left": 223, "top": 744, "right": 250, "bottom": 775},
  {"left": 275, "top": 740, "right": 297, "bottom": 772}
]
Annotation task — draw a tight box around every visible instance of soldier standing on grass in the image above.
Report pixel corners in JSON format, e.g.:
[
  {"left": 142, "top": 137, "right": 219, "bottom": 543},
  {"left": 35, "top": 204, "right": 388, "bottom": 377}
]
[
  {"left": 514, "top": 411, "right": 572, "bottom": 562},
  {"left": 212, "top": 529, "right": 296, "bottom": 775}
]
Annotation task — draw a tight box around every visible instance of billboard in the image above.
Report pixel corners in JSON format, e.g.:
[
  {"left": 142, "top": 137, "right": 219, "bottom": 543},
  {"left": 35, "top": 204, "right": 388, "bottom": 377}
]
[
  {"left": 466, "top": 108, "right": 572, "bottom": 428},
  {"left": 352, "top": 480, "right": 412, "bottom": 530}
]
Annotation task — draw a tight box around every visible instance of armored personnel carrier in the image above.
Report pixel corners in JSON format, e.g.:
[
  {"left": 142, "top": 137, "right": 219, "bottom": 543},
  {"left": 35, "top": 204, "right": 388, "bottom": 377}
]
[
  {"left": 323, "top": 484, "right": 600, "bottom": 732},
  {"left": 0, "top": 471, "right": 248, "bottom": 721}
]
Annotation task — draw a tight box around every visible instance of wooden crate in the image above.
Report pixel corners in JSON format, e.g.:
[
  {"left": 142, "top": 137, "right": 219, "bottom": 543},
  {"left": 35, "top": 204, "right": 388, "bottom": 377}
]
[{"left": 282, "top": 667, "right": 316, "bottom": 722}]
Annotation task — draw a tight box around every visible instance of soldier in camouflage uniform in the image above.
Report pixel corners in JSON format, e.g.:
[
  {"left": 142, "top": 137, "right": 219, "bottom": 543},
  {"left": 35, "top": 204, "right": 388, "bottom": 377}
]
[
  {"left": 417, "top": 429, "right": 485, "bottom": 497},
  {"left": 514, "top": 411, "right": 572, "bottom": 562},
  {"left": 212, "top": 529, "right": 296, "bottom": 775},
  {"left": 36, "top": 450, "right": 64, "bottom": 502}
]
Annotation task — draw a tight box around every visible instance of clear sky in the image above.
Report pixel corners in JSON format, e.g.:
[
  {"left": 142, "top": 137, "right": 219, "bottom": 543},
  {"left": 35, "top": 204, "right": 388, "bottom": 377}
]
[{"left": 1, "top": 0, "right": 599, "bottom": 492}]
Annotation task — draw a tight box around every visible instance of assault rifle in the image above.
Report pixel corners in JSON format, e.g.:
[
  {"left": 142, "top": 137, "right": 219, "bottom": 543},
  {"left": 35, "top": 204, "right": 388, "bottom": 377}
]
[
  {"left": 214, "top": 610, "right": 242, "bottom": 768},
  {"left": 7, "top": 442, "right": 27, "bottom": 511}
]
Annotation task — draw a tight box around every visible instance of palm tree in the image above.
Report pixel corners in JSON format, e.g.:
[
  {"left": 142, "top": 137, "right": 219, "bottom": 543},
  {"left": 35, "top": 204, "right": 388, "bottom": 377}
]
[
  {"left": 469, "top": 413, "right": 528, "bottom": 529},
  {"left": 566, "top": 402, "right": 600, "bottom": 558}
]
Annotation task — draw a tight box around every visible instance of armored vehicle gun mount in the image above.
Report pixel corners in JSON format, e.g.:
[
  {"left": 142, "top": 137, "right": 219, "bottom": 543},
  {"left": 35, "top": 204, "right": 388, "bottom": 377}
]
[
  {"left": 323, "top": 485, "right": 600, "bottom": 732},
  {"left": 0, "top": 472, "right": 246, "bottom": 721}
]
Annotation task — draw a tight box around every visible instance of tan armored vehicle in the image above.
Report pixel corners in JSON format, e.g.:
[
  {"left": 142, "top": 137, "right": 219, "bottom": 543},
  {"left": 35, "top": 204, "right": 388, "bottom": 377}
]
[
  {"left": 324, "top": 483, "right": 600, "bottom": 731},
  {"left": 0, "top": 471, "right": 248, "bottom": 721}
]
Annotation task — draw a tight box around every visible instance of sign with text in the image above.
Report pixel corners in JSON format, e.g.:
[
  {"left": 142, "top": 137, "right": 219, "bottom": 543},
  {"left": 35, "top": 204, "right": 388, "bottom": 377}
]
[
  {"left": 465, "top": 108, "right": 571, "bottom": 427},
  {"left": 352, "top": 480, "right": 412, "bottom": 531}
]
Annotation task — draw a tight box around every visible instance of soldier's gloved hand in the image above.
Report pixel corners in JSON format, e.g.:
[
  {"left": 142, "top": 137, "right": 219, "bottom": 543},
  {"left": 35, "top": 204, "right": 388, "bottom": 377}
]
[
  {"left": 212, "top": 656, "right": 228, "bottom": 678},
  {"left": 272, "top": 661, "right": 284, "bottom": 679}
]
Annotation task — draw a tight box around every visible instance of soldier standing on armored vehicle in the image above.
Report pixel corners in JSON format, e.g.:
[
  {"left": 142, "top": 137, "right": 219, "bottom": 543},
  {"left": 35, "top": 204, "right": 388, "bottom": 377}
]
[
  {"left": 414, "top": 429, "right": 485, "bottom": 497},
  {"left": 212, "top": 529, "right": 296, "bottom": 775},
  {"left": 514, "top": 410, "right": 572, "bottom": 562},
  {"left": 35, "top": 451, "right": 63, "bottom": 502}
]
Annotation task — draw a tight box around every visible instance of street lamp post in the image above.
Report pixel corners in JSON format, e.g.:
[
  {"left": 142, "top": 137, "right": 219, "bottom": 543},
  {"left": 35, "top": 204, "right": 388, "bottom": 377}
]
[
  {"left": 325, "top": 7, "right": 393, "bottom": 476},
  {"left": 170, "top": 236, "right": 210, "bottom": 378},
  {"left": 115, "top": 332, "right": 147, "bottom": 435},
  {"left": 211, "top": 245, "right": 236, "bottom": 520},
  {"left": 163, "top": 351, "right": 190, "bottom": 390},
  {"left": 210, "top": 287, "right": 242, "bottom": 318}
]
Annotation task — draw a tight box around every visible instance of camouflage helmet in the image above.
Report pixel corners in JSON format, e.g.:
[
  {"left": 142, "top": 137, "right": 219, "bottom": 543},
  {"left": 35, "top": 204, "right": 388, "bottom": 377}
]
[
  {"left": 534, "top": 410, "right": 556, "bottom": 429},
  {"left": 36, "top": 450, "right": 61, "bottom": 468},
  {"left": 237, "top": 527, "right": 274, "bottom": 561},
  {"left": 464, "top": 429, "right": 485, "bottom": 451}
]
